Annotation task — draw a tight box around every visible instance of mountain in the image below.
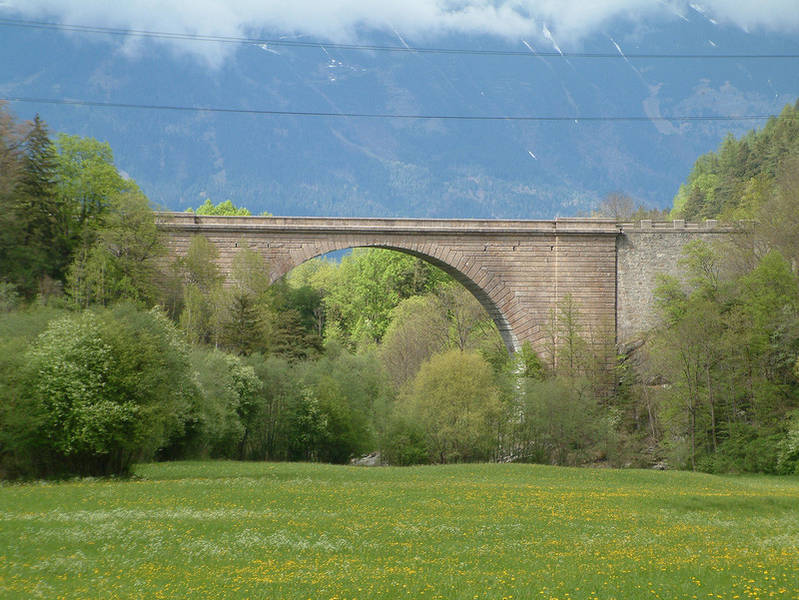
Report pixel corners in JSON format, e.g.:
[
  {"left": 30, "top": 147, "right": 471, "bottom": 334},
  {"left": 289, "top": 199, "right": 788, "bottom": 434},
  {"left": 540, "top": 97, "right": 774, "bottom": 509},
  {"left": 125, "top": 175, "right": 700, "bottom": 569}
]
[{"left": 1, "top": 11, "right": 797, "bottom": 218}]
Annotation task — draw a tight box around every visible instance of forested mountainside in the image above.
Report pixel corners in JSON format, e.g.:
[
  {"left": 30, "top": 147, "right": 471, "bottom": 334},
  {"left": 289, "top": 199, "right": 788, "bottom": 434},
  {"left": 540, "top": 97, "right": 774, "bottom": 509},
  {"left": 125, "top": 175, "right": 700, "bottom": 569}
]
[
  {"left": 637, "top": 101, "right": 799, "bottom": 472},
  {"left": 672, "top": 101, "right": 799, "bottom": 222},
  {"left": 3, "top": 15, "right": 798, "bottom": 219}
]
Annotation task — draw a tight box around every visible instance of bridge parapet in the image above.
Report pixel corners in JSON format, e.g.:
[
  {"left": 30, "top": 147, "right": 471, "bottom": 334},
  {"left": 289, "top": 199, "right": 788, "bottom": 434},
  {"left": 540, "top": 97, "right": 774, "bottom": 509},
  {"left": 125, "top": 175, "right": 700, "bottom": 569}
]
[
  {"left": 618, "top": 219, "right": 748, "bottom": 232},
  {"left": 157, "top": 213, "right": 619, "bottom": 235}
]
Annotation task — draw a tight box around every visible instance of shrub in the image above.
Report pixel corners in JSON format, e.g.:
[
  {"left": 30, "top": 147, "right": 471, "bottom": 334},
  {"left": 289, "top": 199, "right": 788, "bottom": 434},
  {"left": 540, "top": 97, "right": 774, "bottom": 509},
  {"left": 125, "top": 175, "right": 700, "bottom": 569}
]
[
  {"left": 5, "top": 304, "right": 193, "bottom": 477},
  {"left": 398, "top": 350, "right": 503, "bottom": 464}
]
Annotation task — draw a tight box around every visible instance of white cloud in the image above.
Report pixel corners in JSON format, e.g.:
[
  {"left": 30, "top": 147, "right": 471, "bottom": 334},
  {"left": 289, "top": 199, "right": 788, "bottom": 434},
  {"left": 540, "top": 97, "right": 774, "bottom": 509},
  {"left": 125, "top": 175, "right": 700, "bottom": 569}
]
[
  {"left": 698, "top": 0, "right": 799, "bottom": 32},
  {"left": 4, "top": 1, "right": 797, "bottom": 66}
]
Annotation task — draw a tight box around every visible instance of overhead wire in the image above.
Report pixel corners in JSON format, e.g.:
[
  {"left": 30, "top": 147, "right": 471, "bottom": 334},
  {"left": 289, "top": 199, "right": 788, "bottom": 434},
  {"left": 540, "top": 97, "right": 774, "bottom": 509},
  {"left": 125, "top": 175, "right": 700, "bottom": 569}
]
[
  {"left": 2, "top": 17, "right": 796, "bottom": 123},
  {"left": 1, "top": 96, "right": 794, "bottom": 122},
  {"left": 1, "top": 17, "right": 799, "bottom": 59}
]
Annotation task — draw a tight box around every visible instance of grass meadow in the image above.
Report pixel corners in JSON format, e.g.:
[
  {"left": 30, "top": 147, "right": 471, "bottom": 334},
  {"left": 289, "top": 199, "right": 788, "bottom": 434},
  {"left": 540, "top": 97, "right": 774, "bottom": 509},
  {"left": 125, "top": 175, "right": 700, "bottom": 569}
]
[{"left": 1, "top": 462, "right": 798, "bottom": 599}]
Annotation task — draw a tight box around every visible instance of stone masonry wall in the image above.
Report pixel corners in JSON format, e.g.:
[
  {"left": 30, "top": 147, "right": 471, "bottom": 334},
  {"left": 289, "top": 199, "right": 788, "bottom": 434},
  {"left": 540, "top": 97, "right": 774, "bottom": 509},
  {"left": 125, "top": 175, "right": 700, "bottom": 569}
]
[{"left": 616, "top": 220, "right": 744, "bottom": 344}]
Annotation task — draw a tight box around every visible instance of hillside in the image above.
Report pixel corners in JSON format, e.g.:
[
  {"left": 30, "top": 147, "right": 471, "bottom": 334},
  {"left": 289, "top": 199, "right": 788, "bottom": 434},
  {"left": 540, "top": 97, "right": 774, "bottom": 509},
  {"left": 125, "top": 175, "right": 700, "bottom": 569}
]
[
  {"left": 2, "top": 13, "right": 798, "bottom": 218},
  {"left": 672, "top": 100, "right": 799, "bottom": 220}
]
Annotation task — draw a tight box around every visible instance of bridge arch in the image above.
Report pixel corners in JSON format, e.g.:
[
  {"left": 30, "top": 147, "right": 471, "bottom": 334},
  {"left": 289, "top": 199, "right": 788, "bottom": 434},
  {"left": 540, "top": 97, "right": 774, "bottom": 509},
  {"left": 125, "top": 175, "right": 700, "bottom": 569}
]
[
  {"left": 278, "top": 241, "right": 521, "bottom": 353},
  {"left": 157, "top": 213, "right": 629, "bottom": 358}
]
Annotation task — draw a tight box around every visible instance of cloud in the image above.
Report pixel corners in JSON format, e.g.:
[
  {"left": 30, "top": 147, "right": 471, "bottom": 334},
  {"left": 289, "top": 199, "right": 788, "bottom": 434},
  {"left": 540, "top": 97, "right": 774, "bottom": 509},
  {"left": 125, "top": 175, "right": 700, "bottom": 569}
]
[
  {"left": 4, "top": 1, "right": 798, "bottom": 66},
  {"left": 696, "top": 0, "right": 799, "bottom": 33}
]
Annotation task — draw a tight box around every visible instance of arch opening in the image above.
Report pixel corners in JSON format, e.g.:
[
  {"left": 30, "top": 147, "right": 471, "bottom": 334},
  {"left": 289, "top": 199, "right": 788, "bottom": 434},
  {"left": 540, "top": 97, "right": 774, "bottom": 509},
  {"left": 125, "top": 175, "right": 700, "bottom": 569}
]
[{"left": 280, "top": 242, "right": 520, "bottom": 354}]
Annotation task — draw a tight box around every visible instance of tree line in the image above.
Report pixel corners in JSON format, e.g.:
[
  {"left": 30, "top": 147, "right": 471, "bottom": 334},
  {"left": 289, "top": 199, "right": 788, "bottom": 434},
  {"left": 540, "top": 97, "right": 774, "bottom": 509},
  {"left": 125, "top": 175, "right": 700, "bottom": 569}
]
[{"left": 1, "top": 101, "right": 798, "bottom": 478}]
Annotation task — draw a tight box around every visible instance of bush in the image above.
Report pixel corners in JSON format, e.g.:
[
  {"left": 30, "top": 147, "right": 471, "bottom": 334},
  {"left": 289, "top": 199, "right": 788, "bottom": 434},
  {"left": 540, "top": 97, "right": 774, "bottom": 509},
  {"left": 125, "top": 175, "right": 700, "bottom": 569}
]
[
  {"left": 241, "top": 354, "right": 300, "bottom": 461},
  {"left": 381, "top": 417, "right": 431, "bottom": 466},
  {"left": 777, "top": 412, "right": 799, "bottom": 475},
  {"left": 695, "top": 424, "right": 785, "bottom": 474},
  {"left": 396, "top": 350, "right": 503, "bottom": 464},
  {"left": 512, "top": 378, "right": 606, "bottom": 466},
  {"left": 160, "top": 347, "right": 261, "bottom": 460},
  {"left": 293, "top": 350, "right": 391, "bottom": 463},
  {"left": 3, "top": 304, "right": 193, "bottom": 478}
]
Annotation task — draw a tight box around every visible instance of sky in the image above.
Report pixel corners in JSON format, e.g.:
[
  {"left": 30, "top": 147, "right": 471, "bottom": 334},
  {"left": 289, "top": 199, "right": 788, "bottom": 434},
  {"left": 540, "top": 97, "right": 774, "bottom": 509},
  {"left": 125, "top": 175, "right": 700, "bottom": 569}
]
[
  {"left": 1, "top": 0, "right": 797, "bottom": 217},
  {"left": 4, "top": 0, "right": 799, "bottom": 66}
]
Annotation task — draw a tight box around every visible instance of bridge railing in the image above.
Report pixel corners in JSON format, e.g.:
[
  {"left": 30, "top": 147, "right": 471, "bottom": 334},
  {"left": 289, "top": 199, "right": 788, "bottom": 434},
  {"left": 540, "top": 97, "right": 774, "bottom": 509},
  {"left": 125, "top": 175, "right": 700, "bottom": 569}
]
[{"left": 618, "top": 219, "right": 751, "bottom": 232}]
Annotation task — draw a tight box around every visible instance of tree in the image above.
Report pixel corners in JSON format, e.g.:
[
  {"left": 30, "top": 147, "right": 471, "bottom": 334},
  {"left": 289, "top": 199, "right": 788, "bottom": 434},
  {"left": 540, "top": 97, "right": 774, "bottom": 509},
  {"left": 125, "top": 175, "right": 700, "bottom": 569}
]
[
  {"left": 594, "top": 192, "right": 636, "bottom": 221},
  {"left": 178, "top": 235, "right": 227, "bottom": 346},
  {"left": 224, "top": 292, "right": 262, "bottom": 356},
  {"left": 164, "top": 347, "right": 260, "bottom": 459},
  {"left": 512, "top": 378, "right": 607, "bottom": 465},
  {"left": 543, "top": 293, "right": 591, "bottom": 379},
  {"left": 758, "top": 156, "right": 799, "bottom": 271},
  {"left": 0, "top": 104, "right": 25, "bottom": 295},
  {"left": 0, "top": 111, "right": 62, "bottom": 297},
  {"left": 188, "top": 198, "right": 252, "bottom": 216},
  {"left": 0, "top": 103, "right": 22, "bottom": 200},
  {"left": 240, "top": 354, "right": 300, "bottom": 460},
  {"left": 436, "top": 283, "right": 497, "bottom": 351},
  {"left": 53, "top": 134, "right": 136, "bottom": 256},
  {"left": 322, "top": 249, "right": 450, "bottom": 347},
  {"left": 671, "top": 101, "right": 799, "bottom": 222},
  {"left": 648, "top": 297, "right": 724, "bottom": 470},
  {"left": 644, "top": 240, "right": 799, "bottom": 473},
  {"left": 12, "top": 305, "right": 193, "bottom": 477},
  {"left": 398, "top": 350, "right": 503, "bottom": 463},
  {"left": 379, "top": 295, "right": 449, "bottom": 389},
  {"left": 17, "top": 115, "right": 60, "bottom": 290},
  {"left": 66, "top": 189, "right": 166, "bottom": 307}
]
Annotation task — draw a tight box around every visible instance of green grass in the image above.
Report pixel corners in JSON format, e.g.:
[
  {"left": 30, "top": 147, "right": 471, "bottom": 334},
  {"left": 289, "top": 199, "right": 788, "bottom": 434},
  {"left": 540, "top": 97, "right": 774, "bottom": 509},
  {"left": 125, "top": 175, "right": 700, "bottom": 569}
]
[{"left": 2, "top": 462, "right": 798, "bottom": 599}]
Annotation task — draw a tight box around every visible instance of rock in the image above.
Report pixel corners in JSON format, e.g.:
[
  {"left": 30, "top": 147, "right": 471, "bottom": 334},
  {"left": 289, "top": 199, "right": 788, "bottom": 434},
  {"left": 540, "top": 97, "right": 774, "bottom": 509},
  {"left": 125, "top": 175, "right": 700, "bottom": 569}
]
[
  {"left": 350, "top": 452, "right": 381, "bottom": 467},
  {"left": 617, "top": 338, "right": 645, "bottom": 357}
]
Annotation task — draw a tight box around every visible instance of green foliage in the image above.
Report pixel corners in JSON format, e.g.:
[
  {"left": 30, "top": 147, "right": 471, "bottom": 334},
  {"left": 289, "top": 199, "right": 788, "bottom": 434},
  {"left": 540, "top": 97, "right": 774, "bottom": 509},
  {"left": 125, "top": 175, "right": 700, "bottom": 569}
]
[
  {"left": 379, "top": 294, "right": 450, "bottom": 389},
  {"left": 3, "top": 305, "right": 192, "bottom": 477},
  {"left": 396, "top": 350, "right": 503, "bottom": 463},
  {"left": 516, "top": 341, "right": 546, "bottom": 380},
  {"left": 0, "top": 106, "right": 160, "bottom": 305},
  {"left": 672, "top": 100, "right": 799, "bottom": 221},
  {"left": 54, "top": 134, "right": 137, "bottom": 252},
  {"left": 777, "top": 411, "right": 799, "bottom": 474},
  {"left": 381, "top": 417, "right": 431, "bottom": 465},
  {"left": 0, "top": 111, "right": 60, "bottom": 297},
  {"left": 0, "top": 282, "right": 21, "bottom": 312},
  {"left": 164, "top": 348, "right": 259, "bottom": 459},
  {"left": 240, "top": 354, "right": 300, "bottom": 460},
  {"left": 320, "top": 248, "right": 450, "bottom": 347},
  {"left": 293, "top": 350, "right": 391, "bottom": 463},
  {"left": 178, "top": 235, "right": 227, "bottom": 346},
  {"left": 512, "top": 378, "right": 609, "bottom": 465},
  {"left": 187, "top": 198, "right": 252, "bottom": 216},
  {"left": 263, "top": 280, "right": 324, "bottom": 360},
  {"left": 646, "top": 242, "right": 799, "bottom": 473},
  {"left": 66, "top": 190, "right": 165, "bottom": 308}
]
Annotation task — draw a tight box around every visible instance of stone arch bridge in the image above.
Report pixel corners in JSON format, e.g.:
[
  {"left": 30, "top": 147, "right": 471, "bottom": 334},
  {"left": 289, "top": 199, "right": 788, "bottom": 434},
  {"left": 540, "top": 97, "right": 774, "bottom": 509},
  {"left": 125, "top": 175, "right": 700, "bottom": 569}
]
[{"left": 157, "top": 213, "right": 739, "bottom": 355}]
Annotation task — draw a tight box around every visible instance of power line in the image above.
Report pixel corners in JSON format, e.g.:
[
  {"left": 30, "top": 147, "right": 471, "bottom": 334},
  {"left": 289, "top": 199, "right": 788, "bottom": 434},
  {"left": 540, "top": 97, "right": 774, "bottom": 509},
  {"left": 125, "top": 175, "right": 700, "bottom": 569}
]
[
  {"left": 2, "top": 17, "right": 798, "bottom": 60},
  {"left": 2, "top": 95, "right": 793, "bottom": 123}
]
